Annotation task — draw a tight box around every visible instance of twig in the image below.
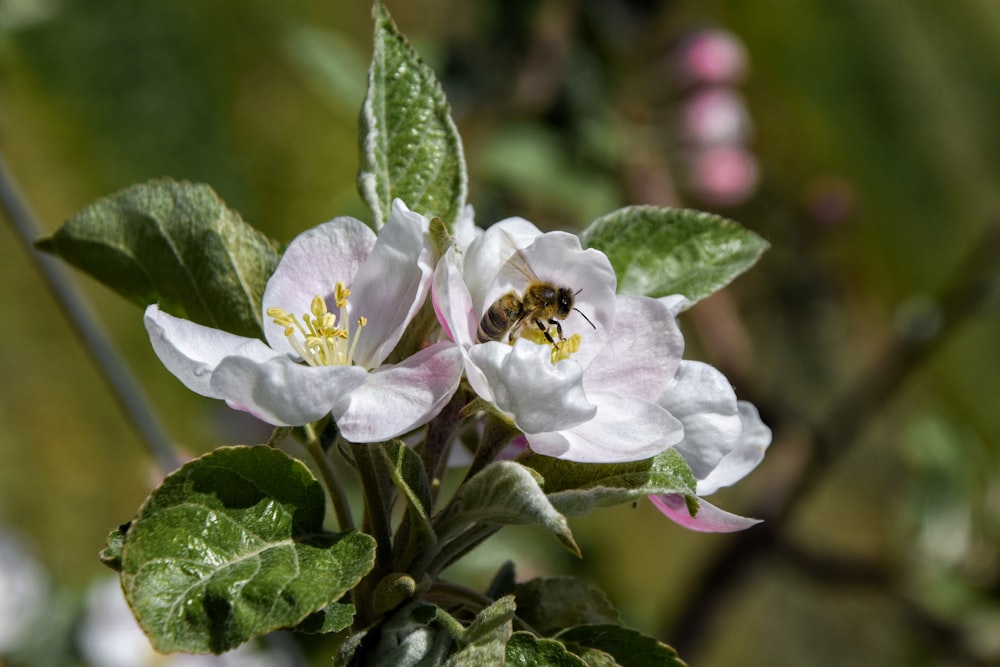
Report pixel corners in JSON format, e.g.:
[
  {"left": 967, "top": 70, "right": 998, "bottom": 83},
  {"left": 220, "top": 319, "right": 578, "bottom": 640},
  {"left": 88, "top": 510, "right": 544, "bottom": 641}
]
[{"left": 0, "top": 153, "right": 182, "bottom": 474}]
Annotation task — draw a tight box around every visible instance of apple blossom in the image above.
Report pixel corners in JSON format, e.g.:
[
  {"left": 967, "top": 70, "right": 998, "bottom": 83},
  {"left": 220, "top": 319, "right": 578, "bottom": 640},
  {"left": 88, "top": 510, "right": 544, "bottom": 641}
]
[
  {"left": 144, "top": 200, "right": 463, "bottom": 442},
  {"left": 433, "top": 217, "right": 690, "bottom": 463}
]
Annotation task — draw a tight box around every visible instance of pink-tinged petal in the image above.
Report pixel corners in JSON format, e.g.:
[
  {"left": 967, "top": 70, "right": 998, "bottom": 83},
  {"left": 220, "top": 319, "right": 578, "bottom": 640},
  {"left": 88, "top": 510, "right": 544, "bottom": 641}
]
[
  {"left": 349, "top": 200, "right": 433, "bottom": 367},
  {"left": 696, "top": 401, "right": 771, "bottom": 496},
  {"left": 650, "top": 494, "right": 761, "bottom": 532},
  {"left": 432, "top": 246, "right": 478, "bottom": 347},
  {"left": 583, "top": 296, "right": 683, "bottom": 400},
  {"left": 462, "top": 217, "right": 543, "bottom": 311},
  {"left": 468, "top": 339, "right": 595, "bottom": 434},
  {"left": 144, "top": 304, "right": 281, "bottom": 398},
  {"left": 526, "top": 391, "right": 682, "bottom": 463},
  {"left": 262, "top": 217, "right": 376, "bottom": 356},
  {"left": 661, "top": 360, "right": 742, "bottom": 482},
  {"left": 209, "top": 356, "right": 369, "bottom": 426},
  {"left": 452, "top": 204, "right": 481, "bottom": 251},
  {"left": 332, "top": 341, "right": 464, "bottom": 442}
]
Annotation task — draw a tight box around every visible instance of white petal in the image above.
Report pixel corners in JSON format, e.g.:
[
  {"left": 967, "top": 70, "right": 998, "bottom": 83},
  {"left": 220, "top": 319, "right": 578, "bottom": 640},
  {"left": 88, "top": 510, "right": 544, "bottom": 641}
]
[
  {"left": 332, "top": 341, "right": 464, "bottom": 442},
  {"left": 661, "top": 360, "right": 742, "bottom": 483},
  {"left": 526, "top": 391, "right": 682, "bottom": 463},
  {"left": 650, "top": 494, "right": 761, "bottom": 532},
  {"left": 262, "top": 217, "right": 376, "bottom": 356},
  {"left": 144, "top": 304, "right": 281, "bottom": 398},
  {"left": 659, "top": 294, "right": 691, "bottom": 316},
  {"left": 349, "top": 200, "right": 433, "bottom": 367},
  {"left": 452, "top": 204, "right": 481, "bottom": 251},
  {"left": 696, "top": 401, "right": 771, "bottom": 496},
  {"left": 468, "top": 339, "right": 595, "bottom": 433},
  {"left": 432, "top": 245, "right": 478, "bottom": 347},
  {"left": 210, "top": 355, "right": 369, "bottom": 426},
  {"left": 462, "top": 217, "right": 542, "bottom": 311},
  {"left": 582, "top": 295, "right": 683, "bottom": 400}
]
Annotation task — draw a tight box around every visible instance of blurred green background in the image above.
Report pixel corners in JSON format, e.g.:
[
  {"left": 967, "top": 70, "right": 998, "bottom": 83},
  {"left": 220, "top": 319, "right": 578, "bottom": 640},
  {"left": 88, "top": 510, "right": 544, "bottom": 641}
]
[{"left": 2, "top": 1, "right": 999, "bottom": 665}]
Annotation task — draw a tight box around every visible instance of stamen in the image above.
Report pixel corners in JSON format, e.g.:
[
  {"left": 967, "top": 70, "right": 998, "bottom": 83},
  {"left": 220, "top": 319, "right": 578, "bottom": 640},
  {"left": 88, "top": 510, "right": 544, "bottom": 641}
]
[{"left": 266, "top": 282, "right": 367, "bottom": 368}]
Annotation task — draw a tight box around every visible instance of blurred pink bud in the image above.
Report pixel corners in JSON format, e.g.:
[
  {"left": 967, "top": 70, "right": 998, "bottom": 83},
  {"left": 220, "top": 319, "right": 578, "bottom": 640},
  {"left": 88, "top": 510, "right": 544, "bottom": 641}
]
[
  {"left": 675, "top": 29, "right": 749, "bottom": 86},
  {"left": 687, "top": 146, "right": 759, "bottom": 206},
  {"left": 678, "top": 87, "right": 753, "bottom": 145}
]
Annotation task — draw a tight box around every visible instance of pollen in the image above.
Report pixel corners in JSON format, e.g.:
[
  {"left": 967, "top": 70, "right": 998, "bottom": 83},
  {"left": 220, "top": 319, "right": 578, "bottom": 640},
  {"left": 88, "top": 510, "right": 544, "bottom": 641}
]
[
  {"left": 267, "top": 281, "right": 366, "bottom": 367},
  {"left": 520, "top": 325, "right": 582, "bottom": 364}
]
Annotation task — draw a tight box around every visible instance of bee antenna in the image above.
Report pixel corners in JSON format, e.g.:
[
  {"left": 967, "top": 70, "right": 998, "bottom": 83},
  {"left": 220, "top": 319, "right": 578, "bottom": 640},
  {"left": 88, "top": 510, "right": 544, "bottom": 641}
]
[{"left": 574, "top": 307, "right": 597, "bottom": 330}]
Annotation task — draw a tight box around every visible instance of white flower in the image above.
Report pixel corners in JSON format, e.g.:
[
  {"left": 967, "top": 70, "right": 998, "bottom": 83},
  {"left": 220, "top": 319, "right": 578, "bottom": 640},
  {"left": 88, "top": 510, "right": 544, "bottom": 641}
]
[
  {"left": 433, "top": 217, "right": 687, "bottom": 463},
  {"left": 145, "top": 200, "right": 463, "bottom": 442},
  {"left": 650, "top": 357, "right": 772, "bottom": 532}
]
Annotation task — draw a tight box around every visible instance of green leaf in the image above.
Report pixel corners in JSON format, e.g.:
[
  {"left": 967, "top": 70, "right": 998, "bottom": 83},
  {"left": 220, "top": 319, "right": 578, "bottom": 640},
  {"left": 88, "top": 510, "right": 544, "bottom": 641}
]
[
  {"left": 99, "top": 522, "right": 129, "bottom": 572},
  {"left": 119, "top": 445, "right": 376, "bottom": 654},
  {"left": 556, "top": 625, "right": 687, "bottom": 667},
  {"left": 358, "top": 3, "right": 467, "bottom": 229},
  {"left": 434, "top": 462, "right": 580, "bottom": 561},
  {"left": 37, "top": 179, "right": 280, "bottom": 339},
  {"left": 293, "top": 602, "right": 357, "bottom": 635},
  {"left": 443, "top": 596, "right": 515, "bottom": 666},
  {"left": 505, "top": 632, "right": 590, "bottom": 667},
  {"left": 513, "top": 577, "right": 622, "bottom": 637},
  {"left": 522, "top": 449, "right": 697, "bottom": 516},
  {"left": 581, "top": 206, "right": 768, "bottom": 306}
]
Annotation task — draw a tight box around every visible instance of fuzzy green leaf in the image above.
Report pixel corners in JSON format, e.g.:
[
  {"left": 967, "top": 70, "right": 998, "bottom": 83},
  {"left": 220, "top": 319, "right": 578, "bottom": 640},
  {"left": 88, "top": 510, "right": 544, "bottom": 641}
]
[
  {"left": 444, "top": 596, "right": 515, "bottom": 666},
  {"left": 513, "top": 577, "right": 622, "bottom": 637},
  {"left": 119, "top": 446, "right": 375, "bottom": 654},
  {"left": 522, "top": 449, "right": 697, "bottom": 516},
  {"left": 293, "top": 602, "right": 357, "bottom": 635},
  {"left": 434, "top": 462, "right": 579, "bottom": 559},
  {"left": 505, "top": 632, "right": 590, "bottom": 667},
  {"left": 556, "top": 625, "right": 687, "bottom": 667},
  {"left": 99, "top": 523, "right": 128, "bottom": 572},
  {"left": 37, "top": 179, "right": 279, "bottom": 339},
  {"left": 581, "top": 206, "right": 768, "bottom": 306},
  {"left": 358, "top": 3, "right": 467, "bottom": 229}
]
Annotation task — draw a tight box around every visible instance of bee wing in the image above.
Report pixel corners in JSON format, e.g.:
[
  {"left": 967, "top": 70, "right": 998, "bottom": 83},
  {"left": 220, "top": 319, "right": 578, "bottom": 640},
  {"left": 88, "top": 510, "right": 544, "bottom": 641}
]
[{"left": 494, "top": 233, "right": 542, "bottom": 286}]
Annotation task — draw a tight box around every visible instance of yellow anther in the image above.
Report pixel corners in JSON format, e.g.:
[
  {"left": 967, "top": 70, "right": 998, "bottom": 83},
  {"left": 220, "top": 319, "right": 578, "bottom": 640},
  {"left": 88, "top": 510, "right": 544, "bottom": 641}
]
[
  {"left": 334, "top": 282, "right": 351, "bottom": 308},
  {"left": 310, "top": 295, "right": 327, "bottom": 319}
]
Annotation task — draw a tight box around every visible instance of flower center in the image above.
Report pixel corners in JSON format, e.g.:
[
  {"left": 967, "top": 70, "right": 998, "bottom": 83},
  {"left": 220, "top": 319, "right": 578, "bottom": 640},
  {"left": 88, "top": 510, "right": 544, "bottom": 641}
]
[
  {"left": 519, "top": 325, "right": 582, "bottom": 364},
  {"left": 266, "top": 282, "right": 368, "bottom": 367}
]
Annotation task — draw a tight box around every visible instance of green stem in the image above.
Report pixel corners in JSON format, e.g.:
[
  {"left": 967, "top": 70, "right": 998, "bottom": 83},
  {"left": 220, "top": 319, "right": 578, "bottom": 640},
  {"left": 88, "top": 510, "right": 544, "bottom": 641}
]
[
  {"left": 302, "top": 424, "right": 355, "bottom": 532},
  {"left": 420, "top": 387, "right": 470, "bottom": 502},
  {"left": 461, "top": 412, "right": 519, "bottom": 485},
  {"left": 351, "top": 441, "right": 394, "bottom": 573},
  {"left": 266, "top": 426, "right": 292, "bottom": 448}
]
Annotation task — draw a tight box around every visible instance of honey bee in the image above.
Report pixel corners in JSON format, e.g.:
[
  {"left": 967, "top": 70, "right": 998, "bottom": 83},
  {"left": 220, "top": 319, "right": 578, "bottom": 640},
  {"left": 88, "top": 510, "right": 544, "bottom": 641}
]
[{"left": 476, "top": 249, "right": 595, "bottom": 347}]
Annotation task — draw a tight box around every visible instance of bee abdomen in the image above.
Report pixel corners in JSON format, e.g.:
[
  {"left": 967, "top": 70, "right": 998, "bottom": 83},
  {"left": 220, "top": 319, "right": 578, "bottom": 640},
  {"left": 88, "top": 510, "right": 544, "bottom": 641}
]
[{"left": 476, "top": 293, "right": 525, "bottom": 343}]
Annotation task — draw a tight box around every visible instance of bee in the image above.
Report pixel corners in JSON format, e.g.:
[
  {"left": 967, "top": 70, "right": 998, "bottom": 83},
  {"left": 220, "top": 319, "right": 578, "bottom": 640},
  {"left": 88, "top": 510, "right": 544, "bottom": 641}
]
[{"left": 476, "top": 249, "right": 595, "bottom": 347}]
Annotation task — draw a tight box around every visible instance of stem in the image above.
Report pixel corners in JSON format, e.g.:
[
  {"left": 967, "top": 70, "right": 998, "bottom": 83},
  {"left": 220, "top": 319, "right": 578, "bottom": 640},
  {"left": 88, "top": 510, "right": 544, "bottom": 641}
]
[
  {"left": 266, "top": 426, "right": 292, "bottom": 448},
  {"left": 461, "top": 412, "right": 519, "bottom": 485},
  {"left": 0, "top": 154, "right": 181, "bottom": 474},
  {"left": 302, "top": 424, "right": 354, "bottom": 532},
  {"left": 420, "top": 387, "right": 470, "bottom": 502},
  {"left": 350, "top": 441, "right": 394, "bottom": 572}
]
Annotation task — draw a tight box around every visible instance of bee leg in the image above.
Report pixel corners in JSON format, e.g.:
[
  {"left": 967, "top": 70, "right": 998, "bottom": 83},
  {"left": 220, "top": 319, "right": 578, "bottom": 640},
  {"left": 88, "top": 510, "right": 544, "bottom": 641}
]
[{"left": 534, "top": 318, "right": 562, "bottom": 348}]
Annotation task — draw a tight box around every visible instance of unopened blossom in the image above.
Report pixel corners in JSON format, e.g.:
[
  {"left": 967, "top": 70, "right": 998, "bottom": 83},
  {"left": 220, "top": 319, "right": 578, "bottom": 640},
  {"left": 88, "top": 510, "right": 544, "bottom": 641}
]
[
  {"left": 433, "top": 217, "right": 689, "bottom": 463},
  {"left": 145, "top": 200, "right": 463, "bottom": 442},
  {"left": 649, "top": 296, "right": 771, "bottom": 532}
]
